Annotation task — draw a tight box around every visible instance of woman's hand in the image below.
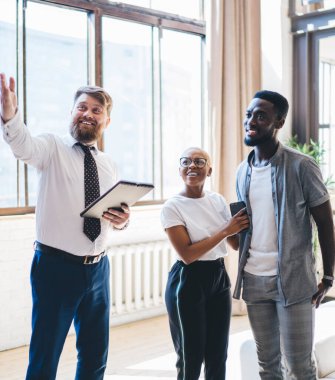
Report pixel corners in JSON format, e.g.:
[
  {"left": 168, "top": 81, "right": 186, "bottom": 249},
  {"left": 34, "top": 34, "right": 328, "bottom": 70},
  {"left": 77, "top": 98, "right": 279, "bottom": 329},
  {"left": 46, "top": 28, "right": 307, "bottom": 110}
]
[
  {"left": 165, "top": 209, "right": 250, "bottom": 264},
  {"left": 225, "top": 208, "right": 250, "bottom": 237}
]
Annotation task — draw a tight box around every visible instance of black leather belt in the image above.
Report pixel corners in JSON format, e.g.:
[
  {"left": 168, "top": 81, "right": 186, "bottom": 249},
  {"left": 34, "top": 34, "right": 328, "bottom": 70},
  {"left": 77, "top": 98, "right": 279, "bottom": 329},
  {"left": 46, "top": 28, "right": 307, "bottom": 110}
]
[{"left": 34, "top": 241, "right": 106, "bottom": 265}]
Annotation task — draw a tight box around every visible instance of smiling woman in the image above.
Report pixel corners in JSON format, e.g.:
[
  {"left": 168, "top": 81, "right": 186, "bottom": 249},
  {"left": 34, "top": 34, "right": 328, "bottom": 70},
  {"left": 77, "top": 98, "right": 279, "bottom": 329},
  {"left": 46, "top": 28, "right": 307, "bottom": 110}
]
[{"left": 160, "top": 146, "right": 249, "bottom": 380}]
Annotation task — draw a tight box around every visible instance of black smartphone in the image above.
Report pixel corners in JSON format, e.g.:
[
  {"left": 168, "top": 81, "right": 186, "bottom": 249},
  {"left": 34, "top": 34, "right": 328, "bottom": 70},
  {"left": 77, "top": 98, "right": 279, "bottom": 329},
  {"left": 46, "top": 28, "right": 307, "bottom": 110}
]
[{"left": 229, "top": 201, "right": 246, "bottom": 216}]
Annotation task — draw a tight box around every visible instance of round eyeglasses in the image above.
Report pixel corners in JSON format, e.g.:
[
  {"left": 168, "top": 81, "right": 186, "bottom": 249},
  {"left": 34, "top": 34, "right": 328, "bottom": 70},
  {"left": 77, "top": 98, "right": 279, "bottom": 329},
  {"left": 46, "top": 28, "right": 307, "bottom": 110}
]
[{"left": 179, "top": 157, "right": 207, "bottom": 168}]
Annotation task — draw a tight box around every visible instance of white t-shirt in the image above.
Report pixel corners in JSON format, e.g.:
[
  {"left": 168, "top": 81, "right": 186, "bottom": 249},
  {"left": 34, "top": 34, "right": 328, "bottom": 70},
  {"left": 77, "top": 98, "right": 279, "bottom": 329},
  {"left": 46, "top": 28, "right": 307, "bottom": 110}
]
[
  {"left": 244, "top": 164, "right": 278, "bottom": 276},
  {"left": 160, "top": 191, "right": 231, "bottom": 261}
]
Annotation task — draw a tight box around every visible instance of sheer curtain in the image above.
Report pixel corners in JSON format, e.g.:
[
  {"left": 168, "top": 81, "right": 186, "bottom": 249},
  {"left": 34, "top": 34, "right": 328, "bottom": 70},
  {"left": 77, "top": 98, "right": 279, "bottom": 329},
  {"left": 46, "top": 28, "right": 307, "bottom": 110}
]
[{"left": 206, "top": 0, "right": 261, "bottom": 314}]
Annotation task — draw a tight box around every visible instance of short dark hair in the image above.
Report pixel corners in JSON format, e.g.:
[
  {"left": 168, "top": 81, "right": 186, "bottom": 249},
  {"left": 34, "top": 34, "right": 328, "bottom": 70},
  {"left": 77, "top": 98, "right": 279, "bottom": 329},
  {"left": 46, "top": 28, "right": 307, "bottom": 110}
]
[
  {"left": 74, "top": 86, "right": 113, "bottom": 116},
  {"left": 253, "top": 90, "right": 289, "bottom": 120}
]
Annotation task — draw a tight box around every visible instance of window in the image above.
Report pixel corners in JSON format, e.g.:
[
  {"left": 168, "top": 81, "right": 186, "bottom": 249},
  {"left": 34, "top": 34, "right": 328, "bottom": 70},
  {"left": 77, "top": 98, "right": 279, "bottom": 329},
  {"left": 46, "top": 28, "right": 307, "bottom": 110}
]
[
  {"left": 160, "top": 30, "right": 203, "bottom": 198},
  {"left": 0, "top": 0, "right": 18, "bottom": 207},
  {"left": 102, "top": 18, "right": 154, "bottom": 194},
  {"left": 293, "top": 0, "right": 335, "bottom": 14},
  {"left": 102, "top": 18, "right": 203, "bottom": 199},
  {"left": 290, "top": 0, "right": 335, "bottom": 189},
  {"left": 0, "top": 0, "right": 205, "bottom": 212},
  {"left": 318, "top": 38, "right": 335, "bottom": 181},
  {"left": 25, "top": 2, "right": 88, "bottom": 205}
]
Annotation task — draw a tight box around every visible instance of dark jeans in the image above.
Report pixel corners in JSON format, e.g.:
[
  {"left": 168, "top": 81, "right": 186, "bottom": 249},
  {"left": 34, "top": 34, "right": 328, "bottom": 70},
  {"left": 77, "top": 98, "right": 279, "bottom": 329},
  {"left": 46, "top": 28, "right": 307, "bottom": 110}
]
[
  {"left": 25, "top": 247, "right": 110, "bottom": 380},
  {"left": 165, "top": 259, "right": 231, "bottom": 380}
]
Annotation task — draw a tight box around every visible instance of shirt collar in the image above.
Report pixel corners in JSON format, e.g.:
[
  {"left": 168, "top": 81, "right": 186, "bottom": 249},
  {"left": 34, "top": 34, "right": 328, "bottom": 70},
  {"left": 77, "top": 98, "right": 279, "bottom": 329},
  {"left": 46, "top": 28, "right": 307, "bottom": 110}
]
[
  {"left": 247, "top": 141, "right": 284, "bottom": 167},
  {"left": 64, "top": 134, "right": 99, "bottom": 153}
]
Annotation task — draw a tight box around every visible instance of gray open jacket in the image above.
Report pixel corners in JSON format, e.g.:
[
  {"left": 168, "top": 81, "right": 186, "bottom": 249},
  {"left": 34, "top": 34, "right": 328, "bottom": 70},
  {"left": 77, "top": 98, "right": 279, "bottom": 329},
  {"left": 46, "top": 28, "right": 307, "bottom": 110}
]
[{"left": 233, "top": 143, "right": 329, "bottom": 306}]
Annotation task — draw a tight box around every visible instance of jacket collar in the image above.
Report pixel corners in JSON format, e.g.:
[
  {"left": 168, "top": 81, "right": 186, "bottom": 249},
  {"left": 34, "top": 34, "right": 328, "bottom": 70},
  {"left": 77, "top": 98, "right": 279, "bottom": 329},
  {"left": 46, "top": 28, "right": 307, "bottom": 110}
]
[{"left": 247, "top": 141, "right": 284, "bottom": 167}]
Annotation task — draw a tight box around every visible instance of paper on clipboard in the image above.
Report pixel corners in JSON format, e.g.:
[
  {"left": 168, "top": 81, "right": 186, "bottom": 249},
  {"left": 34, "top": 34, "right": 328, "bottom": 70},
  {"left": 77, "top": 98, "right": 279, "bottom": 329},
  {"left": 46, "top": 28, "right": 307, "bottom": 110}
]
[{"left": 80, "top": 180, "right": 154, "bottom": 218}]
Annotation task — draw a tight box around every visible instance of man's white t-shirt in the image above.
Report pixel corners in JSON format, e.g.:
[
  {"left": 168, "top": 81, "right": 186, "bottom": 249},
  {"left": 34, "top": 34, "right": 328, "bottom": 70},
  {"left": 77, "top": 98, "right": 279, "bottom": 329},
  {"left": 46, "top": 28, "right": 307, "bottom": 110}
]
[
  {"left": 244, "top": 164, "right": 279, "bottom": 276},
  {"left": 161, "top": 191, "right": 231, "bottom": 261}
]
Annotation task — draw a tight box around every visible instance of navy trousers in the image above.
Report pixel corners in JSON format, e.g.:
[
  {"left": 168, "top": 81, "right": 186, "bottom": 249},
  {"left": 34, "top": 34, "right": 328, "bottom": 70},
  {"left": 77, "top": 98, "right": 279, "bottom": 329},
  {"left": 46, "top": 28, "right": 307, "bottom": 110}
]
[
  {"left": 25, "top": 247, "right": 110, "bottom": 380},
  {"left": 165, "top": 259, "right": 231, "bottom": 380}
]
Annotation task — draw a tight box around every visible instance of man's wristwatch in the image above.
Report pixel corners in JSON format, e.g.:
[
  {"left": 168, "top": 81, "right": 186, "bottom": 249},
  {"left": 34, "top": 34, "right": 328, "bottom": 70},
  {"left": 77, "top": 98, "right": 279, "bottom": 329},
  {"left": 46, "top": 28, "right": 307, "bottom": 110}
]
[{"left": 321, "top": 275, "right": 334, "bottom": 288}]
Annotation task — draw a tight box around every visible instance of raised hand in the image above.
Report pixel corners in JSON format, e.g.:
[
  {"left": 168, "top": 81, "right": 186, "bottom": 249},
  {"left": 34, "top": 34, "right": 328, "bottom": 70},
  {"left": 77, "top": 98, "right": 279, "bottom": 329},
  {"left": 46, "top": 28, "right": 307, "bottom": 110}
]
[{"left": 0, "top": 73, "right": 17, "bottom": 123}]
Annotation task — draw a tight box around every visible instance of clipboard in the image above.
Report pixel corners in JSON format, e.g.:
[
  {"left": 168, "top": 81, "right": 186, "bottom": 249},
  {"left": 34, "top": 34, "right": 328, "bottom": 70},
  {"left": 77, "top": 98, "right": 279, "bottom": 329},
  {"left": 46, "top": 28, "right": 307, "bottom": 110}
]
[{"left": 80, "top": 180, "right": 154, "bottom": 218}]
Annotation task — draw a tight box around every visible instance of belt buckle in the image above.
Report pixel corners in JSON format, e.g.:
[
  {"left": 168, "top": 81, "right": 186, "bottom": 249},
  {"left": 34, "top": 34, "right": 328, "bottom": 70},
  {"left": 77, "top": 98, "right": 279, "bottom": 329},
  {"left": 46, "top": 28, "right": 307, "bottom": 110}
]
[{"left": 83, "top": 252, "right": 103, "bottom": 265}]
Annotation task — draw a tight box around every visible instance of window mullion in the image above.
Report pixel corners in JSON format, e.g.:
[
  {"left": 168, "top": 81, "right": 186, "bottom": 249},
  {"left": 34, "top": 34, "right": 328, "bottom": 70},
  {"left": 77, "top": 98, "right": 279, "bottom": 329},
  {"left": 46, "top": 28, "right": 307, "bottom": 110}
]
[
  {"left": 17, "top": 0, "right": 29, "bottom": 207},
  {"left": 157, "top": 24, "right": 163, "bottom": 200}
]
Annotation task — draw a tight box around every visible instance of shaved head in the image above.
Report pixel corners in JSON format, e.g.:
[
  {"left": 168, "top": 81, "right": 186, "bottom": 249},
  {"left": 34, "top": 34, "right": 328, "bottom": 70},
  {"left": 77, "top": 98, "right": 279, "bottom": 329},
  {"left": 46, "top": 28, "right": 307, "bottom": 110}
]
[{"left": 181, "top": 147, "right": 212, "bottom": 166}]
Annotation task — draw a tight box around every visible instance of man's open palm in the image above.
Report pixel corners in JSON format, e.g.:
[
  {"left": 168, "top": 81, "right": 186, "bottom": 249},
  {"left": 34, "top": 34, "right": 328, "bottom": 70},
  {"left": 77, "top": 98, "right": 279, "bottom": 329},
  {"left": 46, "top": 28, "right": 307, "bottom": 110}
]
[{"left": 0, "top": 73, "right": 17, "bottom": 123}]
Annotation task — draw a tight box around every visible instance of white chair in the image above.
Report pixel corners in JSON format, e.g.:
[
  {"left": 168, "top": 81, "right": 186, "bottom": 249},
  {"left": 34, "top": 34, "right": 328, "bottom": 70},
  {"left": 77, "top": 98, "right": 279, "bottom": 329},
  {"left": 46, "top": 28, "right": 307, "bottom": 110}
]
[{"left": 227, "top": 300, "right": 335, "bottom": 380}]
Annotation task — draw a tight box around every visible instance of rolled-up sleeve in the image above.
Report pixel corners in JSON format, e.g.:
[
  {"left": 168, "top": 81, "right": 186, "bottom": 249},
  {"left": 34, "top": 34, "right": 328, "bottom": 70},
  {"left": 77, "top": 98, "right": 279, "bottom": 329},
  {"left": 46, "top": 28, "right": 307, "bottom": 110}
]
[{"left": 300, "top": 158, "right": 329, "bottom": 208}]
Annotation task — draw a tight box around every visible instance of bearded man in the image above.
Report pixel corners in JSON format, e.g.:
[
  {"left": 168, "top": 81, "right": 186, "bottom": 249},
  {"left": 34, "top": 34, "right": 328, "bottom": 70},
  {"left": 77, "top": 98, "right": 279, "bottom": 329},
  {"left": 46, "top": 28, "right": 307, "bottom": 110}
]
[{"left": 0, "top": 73, "right": 129, "bottom": 380}]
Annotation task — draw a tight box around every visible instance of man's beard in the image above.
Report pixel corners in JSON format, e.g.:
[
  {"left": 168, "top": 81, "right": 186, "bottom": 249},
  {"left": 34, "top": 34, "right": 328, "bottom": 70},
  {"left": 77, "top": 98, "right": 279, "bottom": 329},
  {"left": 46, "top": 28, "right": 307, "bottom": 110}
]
[
  {"left": 244, "top": 133, "right": 272, "bottom": 147},
  {"left": 70, "top": 122, "right": 99, "bottom": 143}
]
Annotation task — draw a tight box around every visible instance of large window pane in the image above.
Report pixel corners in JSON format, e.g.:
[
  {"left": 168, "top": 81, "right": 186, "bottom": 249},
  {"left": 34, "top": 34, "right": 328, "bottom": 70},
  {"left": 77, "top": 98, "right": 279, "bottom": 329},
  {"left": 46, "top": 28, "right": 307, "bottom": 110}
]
[
  {"left": 0, "top": 0, "right": 18, "bottom": 207},
  {"left": 102, "top": 17, "right": 153, "bottom": 194},
  {"left": 161, "top": 30, "right": 203, "bottom": 198},
  {"left": 318, "top": 36, "right": 335, "bottom": 183},
  {"left": 26, "top": 1, "right": 88, "bottom": 205}
]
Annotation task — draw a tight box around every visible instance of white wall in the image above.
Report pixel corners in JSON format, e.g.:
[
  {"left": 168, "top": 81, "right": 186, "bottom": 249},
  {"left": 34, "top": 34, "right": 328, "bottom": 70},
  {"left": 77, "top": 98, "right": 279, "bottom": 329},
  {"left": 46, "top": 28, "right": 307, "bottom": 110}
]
[
  {"left": 261, "top": 0, "right": 293, "bottom": 141},
  {"left": 0, "top": 215, "right": 35, "bottom": 350}
]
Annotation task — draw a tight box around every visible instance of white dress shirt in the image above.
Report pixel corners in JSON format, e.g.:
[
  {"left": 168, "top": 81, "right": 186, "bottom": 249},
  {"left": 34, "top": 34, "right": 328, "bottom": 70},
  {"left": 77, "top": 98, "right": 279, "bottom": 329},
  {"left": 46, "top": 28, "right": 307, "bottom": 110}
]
[{"left": 1, "top": 111, "right": 117, "bottom": 256}]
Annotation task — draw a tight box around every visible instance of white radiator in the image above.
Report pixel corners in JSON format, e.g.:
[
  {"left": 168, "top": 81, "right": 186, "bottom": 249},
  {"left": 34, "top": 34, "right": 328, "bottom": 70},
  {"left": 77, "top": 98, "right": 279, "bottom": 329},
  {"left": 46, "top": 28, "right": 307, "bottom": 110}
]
[{"left": 107, "top": 240, "right": 176, "bottom": 325}]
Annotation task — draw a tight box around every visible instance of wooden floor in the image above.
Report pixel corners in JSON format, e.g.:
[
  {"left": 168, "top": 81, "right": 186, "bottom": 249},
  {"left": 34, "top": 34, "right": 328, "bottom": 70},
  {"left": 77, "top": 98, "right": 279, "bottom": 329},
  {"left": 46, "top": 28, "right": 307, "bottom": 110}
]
[{"left": 0, "top": 314, "right": 250, "bottom": 379}]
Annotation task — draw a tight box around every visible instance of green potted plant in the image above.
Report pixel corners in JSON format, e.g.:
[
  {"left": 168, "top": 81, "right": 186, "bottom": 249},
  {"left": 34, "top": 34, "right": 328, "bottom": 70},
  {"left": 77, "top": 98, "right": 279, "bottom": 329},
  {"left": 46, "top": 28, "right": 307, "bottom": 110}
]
[{"left": 286, "top": 135, "right": 334, "bottom": 188}]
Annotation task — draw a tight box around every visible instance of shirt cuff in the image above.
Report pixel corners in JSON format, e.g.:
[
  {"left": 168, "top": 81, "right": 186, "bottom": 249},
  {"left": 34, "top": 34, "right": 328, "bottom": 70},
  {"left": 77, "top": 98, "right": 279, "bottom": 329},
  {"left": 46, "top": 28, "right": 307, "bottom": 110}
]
[
  {"left": 1, "top": 110, "right": 22, "bottom": 139},
  {"left": 113, "top": 219, "right": 130, "bottom": 231}
]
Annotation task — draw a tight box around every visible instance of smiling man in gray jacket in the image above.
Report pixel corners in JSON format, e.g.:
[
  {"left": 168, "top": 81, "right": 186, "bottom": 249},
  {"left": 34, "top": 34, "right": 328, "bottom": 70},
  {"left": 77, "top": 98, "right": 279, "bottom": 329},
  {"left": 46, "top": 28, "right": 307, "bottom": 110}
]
[{"left": 234, "top": 90, "right": 335, "bottom": 380}]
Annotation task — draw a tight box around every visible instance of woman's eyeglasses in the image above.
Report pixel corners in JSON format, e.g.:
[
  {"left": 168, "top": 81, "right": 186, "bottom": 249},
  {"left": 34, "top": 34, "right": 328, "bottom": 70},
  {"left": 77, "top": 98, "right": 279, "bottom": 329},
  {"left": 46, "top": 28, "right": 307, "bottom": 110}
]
[{"left": 179, "top": 157, "right": 207, "bottom": 168}]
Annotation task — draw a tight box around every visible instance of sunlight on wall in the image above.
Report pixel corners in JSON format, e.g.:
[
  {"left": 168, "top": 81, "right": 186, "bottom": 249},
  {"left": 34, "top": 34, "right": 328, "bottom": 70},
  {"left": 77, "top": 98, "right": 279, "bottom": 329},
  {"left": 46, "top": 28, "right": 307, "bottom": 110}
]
[
  {"left": 261, "top": 0, "right": 292, "bottom": 140},
  {"left": 261, "top": 0, "right": 283, "bottom": 87}
]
